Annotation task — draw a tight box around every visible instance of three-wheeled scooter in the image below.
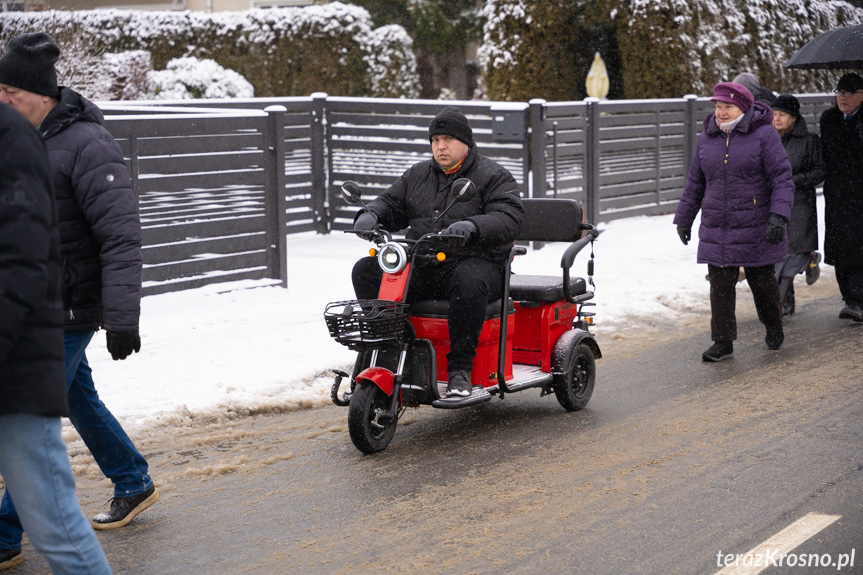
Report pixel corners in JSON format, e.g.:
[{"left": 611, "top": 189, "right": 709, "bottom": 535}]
[{"left": 325, "top": 179, "right": 601, "bottom": 453}]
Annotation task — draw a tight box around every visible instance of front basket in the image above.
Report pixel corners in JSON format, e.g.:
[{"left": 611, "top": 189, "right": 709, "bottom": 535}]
[{"left": 324, "top": 299, "right": 410, "bottom": 349}]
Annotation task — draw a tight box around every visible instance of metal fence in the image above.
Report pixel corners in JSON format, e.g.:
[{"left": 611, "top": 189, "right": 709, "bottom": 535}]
[{"left": 101, "top": 93, "right": 836, "bottom": 295}]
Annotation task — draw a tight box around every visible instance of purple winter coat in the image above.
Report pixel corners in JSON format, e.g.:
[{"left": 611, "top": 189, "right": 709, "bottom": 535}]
[{"left": 674, "top": 101, "right": 794, "bottom": 267}]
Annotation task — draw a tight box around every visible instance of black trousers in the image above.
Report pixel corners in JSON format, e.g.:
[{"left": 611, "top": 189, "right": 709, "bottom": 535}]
[
  {"left": 708, "top": 264, "right": 782, "bottom": 343},
  {"left": 352, "top": 256, "right": 504, "bottom": 373},
  {"left": 834, "top": 265, "right": 863, "bottom": 307}
]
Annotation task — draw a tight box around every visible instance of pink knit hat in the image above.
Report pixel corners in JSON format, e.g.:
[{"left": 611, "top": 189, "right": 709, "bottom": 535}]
[{"left": 710, "top": 82, "right": 754, "bottom": 113}]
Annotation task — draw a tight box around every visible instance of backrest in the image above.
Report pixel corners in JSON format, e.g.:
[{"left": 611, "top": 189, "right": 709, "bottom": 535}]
[{"left": 517, "top": 198, "right": 585, "bottom": 242}]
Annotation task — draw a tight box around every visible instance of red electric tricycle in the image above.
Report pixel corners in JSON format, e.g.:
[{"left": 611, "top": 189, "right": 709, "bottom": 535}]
[{"left": 325, "top": 179, "right": 602, "bottom": 453}]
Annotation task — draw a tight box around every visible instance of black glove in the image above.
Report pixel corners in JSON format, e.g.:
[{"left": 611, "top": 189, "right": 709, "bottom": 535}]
[
  {"left": 106, "top": 330, "right": 141, "bottom": 361},
  {"left": 765, "top": 214, "right": 786, "bottom": 245},
  {"left": 677, "top": 226, "right": 691, "bottom": 245},
  {"left": 353, "top": 211, "right": 378, "bottom": 240},
  {"left": 444, "top": 220, "right": 477, "bottom": 242}
]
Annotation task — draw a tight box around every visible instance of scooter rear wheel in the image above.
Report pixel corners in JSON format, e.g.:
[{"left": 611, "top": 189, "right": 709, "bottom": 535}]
[
  {"left": 348, "top": 382, "right": 398, "bottom": 453},
  {"left": 552, "top": 343, "right": 595, "bottom": 411}
]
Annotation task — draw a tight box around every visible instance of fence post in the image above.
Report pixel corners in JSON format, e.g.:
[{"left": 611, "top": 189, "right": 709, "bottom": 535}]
[
  {"left": 584, "top": 97, "right": 600, "bottom": 225},
  {"left": 683, "top": 94, "right": 699, "bottom": 179},
  {"left": 310, "top": 92, "right": 328, "bottom": 234},
  {"left": 528, "top": 98, "right": 547, "bottom": 200},
  {"left": 264, "top": 105, "right": 288, "bottom": 288}
]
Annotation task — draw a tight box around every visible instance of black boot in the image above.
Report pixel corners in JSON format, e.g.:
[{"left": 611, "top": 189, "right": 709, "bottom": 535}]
[{"left": 766, "top": 324, "right": 784, "bottom": 350}]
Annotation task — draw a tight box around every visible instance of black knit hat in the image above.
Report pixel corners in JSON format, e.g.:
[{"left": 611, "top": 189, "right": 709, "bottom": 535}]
[
  {"left": 772, "top": 94, "right": 800, "bottom": 119},
  {"left": 0, "top": 32, "right": 60, "bottom": 98},
  {"left": 428, "top": 106, "right": 475, "bottom": 148}
]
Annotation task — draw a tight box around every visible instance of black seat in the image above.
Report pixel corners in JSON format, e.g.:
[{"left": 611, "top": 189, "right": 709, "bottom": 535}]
[{"left": 509, "top": 275, "right": 586, "bottom": 303}]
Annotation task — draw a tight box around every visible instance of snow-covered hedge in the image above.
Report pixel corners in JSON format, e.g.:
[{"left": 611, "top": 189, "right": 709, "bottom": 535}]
[
  {"left": 0, "top": 1, "right": 420, "bottom": 99},
  {"left": 479, "top": 0, "right": 863, "bottom": 100}
]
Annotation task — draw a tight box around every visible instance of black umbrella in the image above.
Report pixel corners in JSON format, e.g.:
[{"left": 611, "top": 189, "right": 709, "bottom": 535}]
[{"left": 785, "top": 24, "right": 863, "bottom": 70}]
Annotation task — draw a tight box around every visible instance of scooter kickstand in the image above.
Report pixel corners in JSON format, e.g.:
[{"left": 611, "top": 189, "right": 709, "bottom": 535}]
[{"left": 330, "top": 369, "right": 351, "bottom": 407}]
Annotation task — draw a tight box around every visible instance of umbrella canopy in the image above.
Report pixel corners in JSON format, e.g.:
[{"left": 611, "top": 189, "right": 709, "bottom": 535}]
[{"left": 785, "top": 24, "right": 863, "bottom": 70}]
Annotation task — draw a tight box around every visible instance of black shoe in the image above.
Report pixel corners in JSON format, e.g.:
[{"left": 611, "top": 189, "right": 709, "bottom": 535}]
[
  {"left": 766, "top": 324, "right": 784, "bottom": 350},
  {"left": 92, "top": 485, "right": 159, "bottom": 530},
  {"left": 839, "top": 304, "right": 863, "bottom": 322},
  {"left": 805, "top": 252, "right": 821, "bottom": 285},
  {"left": 702, "top": 341, "right": 733, "bottom": 362},
  {"left": 446, "top": 370, "right": 472, "bottom": 397},
  {"left": 0, "top": 549, "right": 22, "bottom": 571}
]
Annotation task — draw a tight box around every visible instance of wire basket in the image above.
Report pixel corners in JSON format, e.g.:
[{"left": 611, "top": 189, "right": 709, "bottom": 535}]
[{"left": 324, "top": 299, "right": 410, "bottom": 349}]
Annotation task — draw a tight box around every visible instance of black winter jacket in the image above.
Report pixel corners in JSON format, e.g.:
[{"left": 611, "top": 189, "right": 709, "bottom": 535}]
[
  {"left": 363, "top": 146, "right": 524, "bottom": 265},
  {"left": 780, "top": 116, "right": 825, "bottom": 254},
  {"left": 0, "top": 105, "right": 68, "bottom": 417},
  {"left": 40, "top": 88, "right": 142, "bottom": 332},
  {"left": 820, "top": 106, "right": 863, "bottom": 266}
]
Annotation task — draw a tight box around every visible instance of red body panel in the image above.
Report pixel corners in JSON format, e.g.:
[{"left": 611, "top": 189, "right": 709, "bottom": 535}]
[
  {"left": 410, "top": 312, "right": 515, "bottom": 387},
  {"left": 378, "top": 265, "right": 410, "bottom": 302},
  {"left": 512, "top": 301, "right": 577, "bottom": 372}
]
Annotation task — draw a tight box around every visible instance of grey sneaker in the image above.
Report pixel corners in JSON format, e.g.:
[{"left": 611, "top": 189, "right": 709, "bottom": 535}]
[
  {"left": 446, "top": 370, "right": 472, "bottom": 397},
  {"left": 92, "top": 485, "right": 159, "bottom": 530},
  {"left": 805, "top": 252, "right": 821, "bottom": 285},
  {"left": 702, "top": 341, "right": 734, "bottom": 362},
  {"left": 0, "top": 549, "right": 23, "bottom": 571}
]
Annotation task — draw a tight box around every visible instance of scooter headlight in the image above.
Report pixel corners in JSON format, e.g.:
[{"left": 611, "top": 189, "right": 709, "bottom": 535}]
[{"left": 377, "top": 242, "right": 408, "bottom": 274}]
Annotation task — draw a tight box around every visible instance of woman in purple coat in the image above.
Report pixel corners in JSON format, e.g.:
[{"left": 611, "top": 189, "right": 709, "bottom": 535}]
[{"left": 674, "top": 82, "right": 794, "bottom": 362}]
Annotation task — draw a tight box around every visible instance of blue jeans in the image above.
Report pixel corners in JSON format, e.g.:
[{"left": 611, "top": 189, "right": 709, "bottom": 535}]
[
  {"left": 0, "top": 330, "right": 152, "bottom": 549},
  {"left": 0, "top": 414, "right": 112, "bottom": 574}
]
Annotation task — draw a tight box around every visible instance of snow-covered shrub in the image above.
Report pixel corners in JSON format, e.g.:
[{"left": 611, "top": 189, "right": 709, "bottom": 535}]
[
  {"left": 362, "top": 24, "right": 420, "bottom": 98},
  {"left": 148, "top": 57, "right": 254, "bottom": 100}
]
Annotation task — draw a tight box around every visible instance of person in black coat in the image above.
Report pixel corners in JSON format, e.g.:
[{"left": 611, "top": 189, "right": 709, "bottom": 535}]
[
  {"left": 0, "top": 32, "right": 158, "bottom": 544},
  {"left": 820, "top": 73, "right": 863, "bottom": 321},
  {"left": 771, "top": 94, "right": 826, "bottom": 316},
  {"left": 352, "top": 106, "right": 524, "bottom": 397},
  {"left": 0, "top": 103, "right": 112, "bottom": 573}
]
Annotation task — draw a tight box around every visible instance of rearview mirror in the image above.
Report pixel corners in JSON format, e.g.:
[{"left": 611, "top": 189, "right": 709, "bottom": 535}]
[
  {"left": 451, "top": 178, "right": 476, "bottom": 203},
  {"left": 341, "top": 180, "right": 362, "bottom": 205}
]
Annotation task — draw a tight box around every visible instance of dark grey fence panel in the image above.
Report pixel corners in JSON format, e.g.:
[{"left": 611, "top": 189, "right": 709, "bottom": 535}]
[{"left": 105, "top": 109, "right": 277, "bottom": 296}]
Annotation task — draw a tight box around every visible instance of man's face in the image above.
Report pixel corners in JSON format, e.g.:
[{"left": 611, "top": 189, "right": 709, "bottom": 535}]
[
  {"left": 835, "top": 88, "right": 863, "bottom": 116},
  {"left": 0, "top": 84, "right": 52, "bottom": 127},
  {"left": 431, "top": 135, "right": 469, "bottom": 171}
]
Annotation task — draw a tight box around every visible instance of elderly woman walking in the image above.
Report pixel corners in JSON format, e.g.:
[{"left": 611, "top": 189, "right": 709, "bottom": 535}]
[
  {"left": 771, "top": 94, "right": 826, "bottom": 316},
  {"left": 674, "top": 83, "right": 795, "bottom": 362}
]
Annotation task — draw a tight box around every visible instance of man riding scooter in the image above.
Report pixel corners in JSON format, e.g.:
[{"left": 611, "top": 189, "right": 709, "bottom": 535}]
[{"left": 351, "top": 107, "right": 524, "bottom": 398}]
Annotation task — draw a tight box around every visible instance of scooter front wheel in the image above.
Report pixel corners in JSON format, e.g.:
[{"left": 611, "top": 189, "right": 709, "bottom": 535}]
[
  {"left": 552, "top": 342, "right": 596, "bottom": 411},
  {"left": 348, "top": 382, "right": 398, "bottom": 454}
]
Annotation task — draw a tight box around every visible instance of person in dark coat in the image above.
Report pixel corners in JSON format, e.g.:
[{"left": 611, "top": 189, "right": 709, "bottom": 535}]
[
  {"left": 674, "top": 82, "right": 794, "bottom": 362},
  {"left": 0, "top": 103, "right": 112, "bottom": 573},
  {"left": 819, "top": 73, "right": 863, "bottom": 322},
  {"left": 352, "top": 106, "right": 524, "bottom": 397},
  {"left": 771, "top": 94, "right": 826, "bottom": 316},
  {"left": 733, "top": 72, "right": 777, "bottom": 106},
  {"left": 0, "top": 33, "right": 158, "bottom": 551}
]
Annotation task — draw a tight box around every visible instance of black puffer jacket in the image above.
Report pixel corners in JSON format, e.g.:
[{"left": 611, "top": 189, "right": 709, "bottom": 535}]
[
  {"left": 820, "top": 106, "right": 863, "bottom": 266},
  {"left": 40, "top": 87, "right": 142, "bottom": 332},
  {"left": 0, "top": 105, "right": 68, "bottom": 417},
  {"left": 780, "top": 115, "right": 825, "bottom": 254},
  {"left": 363, "top": 146, "right": 524, "bottom": 264}
]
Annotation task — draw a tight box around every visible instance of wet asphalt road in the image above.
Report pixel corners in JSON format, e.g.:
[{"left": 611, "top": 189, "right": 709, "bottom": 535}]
[{"left": 11, "top": 289, "right": 863, "bottom": 575}]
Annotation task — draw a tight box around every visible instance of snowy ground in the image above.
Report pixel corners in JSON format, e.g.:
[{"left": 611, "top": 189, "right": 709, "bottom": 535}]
[{"left": 86, "top": 197, "right": 831, "bottom": 429}]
